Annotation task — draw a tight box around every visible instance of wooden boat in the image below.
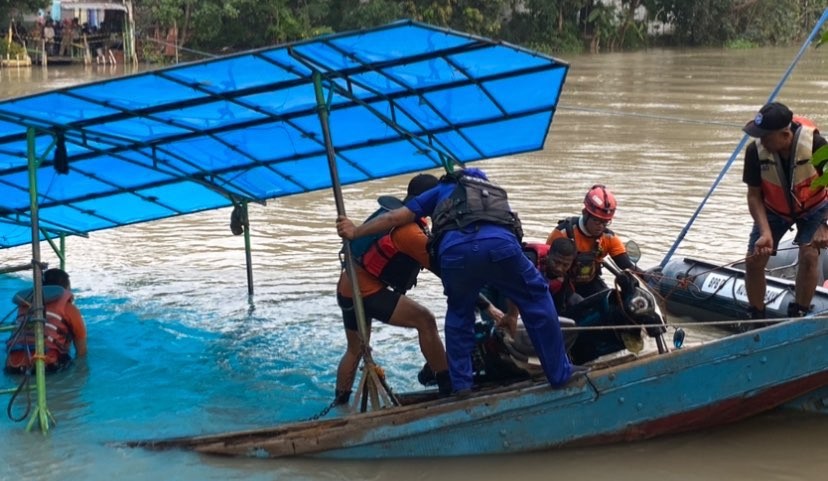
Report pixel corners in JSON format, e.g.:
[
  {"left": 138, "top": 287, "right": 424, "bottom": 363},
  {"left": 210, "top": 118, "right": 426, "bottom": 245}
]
[{"left": 127, "top": 315, "right": 828, "bottom": 458}]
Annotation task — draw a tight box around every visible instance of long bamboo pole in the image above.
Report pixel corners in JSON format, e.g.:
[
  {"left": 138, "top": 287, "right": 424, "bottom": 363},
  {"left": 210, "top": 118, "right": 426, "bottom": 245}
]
[
  {"left": 24, "top": 126, "right": 55, "bottom": 434},
  {"left": 312, "top": 72, "right": 396, "bottom": 410}
]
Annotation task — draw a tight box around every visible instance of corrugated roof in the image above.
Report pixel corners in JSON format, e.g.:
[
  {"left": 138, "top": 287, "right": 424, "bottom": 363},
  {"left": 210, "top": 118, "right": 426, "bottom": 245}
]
[{"left": 0, "top": 20, "right": 568, "bottom": 249}]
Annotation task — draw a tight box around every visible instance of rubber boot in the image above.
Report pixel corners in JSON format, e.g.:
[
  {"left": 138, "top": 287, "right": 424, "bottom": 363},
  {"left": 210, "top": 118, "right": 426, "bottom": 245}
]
[{"left": 435, "top": 370, "right": 452, "bottom": 397}]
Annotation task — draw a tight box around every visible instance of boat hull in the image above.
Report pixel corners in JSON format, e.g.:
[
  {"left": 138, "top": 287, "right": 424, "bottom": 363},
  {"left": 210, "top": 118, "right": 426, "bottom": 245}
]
[{"left": 129, "top": 317, "right": 828, "bottom": 458}]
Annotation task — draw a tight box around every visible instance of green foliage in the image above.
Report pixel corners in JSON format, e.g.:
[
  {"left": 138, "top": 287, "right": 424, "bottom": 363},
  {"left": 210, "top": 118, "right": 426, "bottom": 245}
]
[
  {"left": 818, "top": 30, "right": 828, "bottom": 48},
  {"left": 0, "top": 39, "right": 27, "bottom": 58},
  {"left": 726, "top": 38, "right": 757, "bottom": 49},
  {"left": 128, "top": 0, "right": 828, "bottom": 57},
  {"left": 644, "top": 0, "right": 828, "bottom": 47}
]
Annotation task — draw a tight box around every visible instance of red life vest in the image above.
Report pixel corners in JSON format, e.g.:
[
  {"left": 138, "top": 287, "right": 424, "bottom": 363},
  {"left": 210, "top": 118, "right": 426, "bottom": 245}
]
[
  {"left": 5, "top": 286, "right": 74, "bottom": 370},
  {"left": 521, "top": 242, "right": 550, "bottom": 271},
  {"left": 756, "top": 122, "right": 826, "bottom": 220},
  {"left": 358, "top": 219, "right": 429, "bottom": 293}
]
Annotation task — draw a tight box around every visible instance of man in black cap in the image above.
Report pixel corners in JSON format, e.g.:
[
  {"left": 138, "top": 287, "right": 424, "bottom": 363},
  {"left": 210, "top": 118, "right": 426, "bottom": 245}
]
[{"left": 742, "top": 101, "right": 828, "bottom": 321}]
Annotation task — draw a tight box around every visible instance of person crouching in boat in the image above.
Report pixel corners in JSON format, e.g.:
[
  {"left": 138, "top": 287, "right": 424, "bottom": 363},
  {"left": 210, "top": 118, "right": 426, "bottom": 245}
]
[
  {"left": 491, "top": 239, "right": 578, "bottom": 327},
  {"left": 334, "top": 174, "right": 453, "bottom": 404},
  {"left": 544, "top": 238, "right": 581, "bottom": 315},
  {"left": 337, "top": 168, "right": 578, "bottom": 394},
  {"left": 546, "top": 185, "right": 636, "bottom": 299},
  {"left": 5, "top": 268, "right": 88, "bottom": 374},
  {"left": 742, "top": 102, "right": 828, "bottom": 320}
]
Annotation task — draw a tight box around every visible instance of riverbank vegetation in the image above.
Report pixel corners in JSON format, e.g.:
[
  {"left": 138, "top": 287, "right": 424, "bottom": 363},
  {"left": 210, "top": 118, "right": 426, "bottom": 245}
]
[{"left": 3, "top": 0, "right": 828, "bottom": 60}]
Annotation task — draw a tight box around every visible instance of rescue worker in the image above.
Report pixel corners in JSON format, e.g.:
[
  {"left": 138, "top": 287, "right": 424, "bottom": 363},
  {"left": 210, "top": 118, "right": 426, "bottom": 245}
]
[
  {"left": 335, "top": 174, "right": 504, "bottom": 403},
  {"left": 5, "top": 268, "right": 87, "bottom": 374},
  {"left": 546, "top": 185, "right": 635, "bottom": 298},
  {"left": 742, "top": 102, "right": 828, "bottom": 319},
  {"left": 337, "top": 168, "right": 577, "bottom": 394}
]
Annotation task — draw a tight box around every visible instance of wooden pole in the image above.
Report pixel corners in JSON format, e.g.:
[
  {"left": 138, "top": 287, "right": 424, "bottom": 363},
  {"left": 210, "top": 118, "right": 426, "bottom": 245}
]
[
  {"left": 311, "top": 71, "right": 397, "bottom": 411},
  {"left": 24, "top": 126, "right": 55, "bottom": 434}
]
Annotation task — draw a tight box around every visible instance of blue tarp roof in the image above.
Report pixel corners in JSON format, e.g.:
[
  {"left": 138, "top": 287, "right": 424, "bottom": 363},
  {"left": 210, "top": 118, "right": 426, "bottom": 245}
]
[{"left": 0, "top": 20, "right": 568, "bottom": 249}]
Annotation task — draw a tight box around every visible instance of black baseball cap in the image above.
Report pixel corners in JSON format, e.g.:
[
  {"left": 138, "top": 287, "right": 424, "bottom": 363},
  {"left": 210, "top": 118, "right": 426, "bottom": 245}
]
[
  {"left": 403, "top": 173, "right": 438, "bottom": 202},
  {"left": 743, "top": 102, "right": 793, "bottom": 137}
]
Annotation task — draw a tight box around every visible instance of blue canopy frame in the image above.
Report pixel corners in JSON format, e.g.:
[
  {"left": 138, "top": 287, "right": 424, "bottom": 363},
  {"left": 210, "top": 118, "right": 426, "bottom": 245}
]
[
  {"left": 0, "top": 19, "right": 570, "bottom": 431},
  {"left": 0, "top": 19, "right": 568, "bottom": 249}
]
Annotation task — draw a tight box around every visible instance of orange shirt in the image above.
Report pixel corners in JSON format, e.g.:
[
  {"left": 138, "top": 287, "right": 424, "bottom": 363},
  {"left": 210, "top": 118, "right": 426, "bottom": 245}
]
[{"left": 338, "top": 222, "right": 431, "bottom": 298}]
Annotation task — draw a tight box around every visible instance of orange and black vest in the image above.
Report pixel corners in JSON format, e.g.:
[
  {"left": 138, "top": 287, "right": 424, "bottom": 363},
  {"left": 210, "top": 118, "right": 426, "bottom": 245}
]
[
  {"left": 355, "top": 219, "right": 429, "bottom": 294},
  {"left": 5, "top": 286, "right": 74, "bottom": 369},
  {"left": 757, "top": 123, "right": 826, "bottom": 220},
  {"left": 558, "top": 216, "right": 613, "bottom": 284}
]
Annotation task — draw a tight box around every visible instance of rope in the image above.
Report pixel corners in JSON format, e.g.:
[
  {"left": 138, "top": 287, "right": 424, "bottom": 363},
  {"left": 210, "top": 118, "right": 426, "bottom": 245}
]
[{"left": 6, "top": 371, "right": 32, "bottom": 423}]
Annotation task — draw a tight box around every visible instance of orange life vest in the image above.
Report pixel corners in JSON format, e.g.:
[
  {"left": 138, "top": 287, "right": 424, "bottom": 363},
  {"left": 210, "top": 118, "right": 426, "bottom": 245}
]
[
  {"left": 756, "top": 122, "right": 826, "bottom": 220},
  {"left": 357, "top": 219, "right": 429, "bottom": 293},
  {"left": 5, "top": 287, "right": 74, "bottom": 370}
]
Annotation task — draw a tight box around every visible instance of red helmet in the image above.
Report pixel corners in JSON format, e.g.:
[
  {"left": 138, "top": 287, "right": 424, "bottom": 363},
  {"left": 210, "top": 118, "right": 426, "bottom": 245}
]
[{"left": 583, "top": 184, "right": 617, "bottom": 220}]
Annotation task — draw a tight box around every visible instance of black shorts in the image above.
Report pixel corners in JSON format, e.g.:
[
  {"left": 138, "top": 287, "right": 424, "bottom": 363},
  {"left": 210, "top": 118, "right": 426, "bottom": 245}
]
[{"left": 337, "top": 289, "right": 401, "bottom": 331}]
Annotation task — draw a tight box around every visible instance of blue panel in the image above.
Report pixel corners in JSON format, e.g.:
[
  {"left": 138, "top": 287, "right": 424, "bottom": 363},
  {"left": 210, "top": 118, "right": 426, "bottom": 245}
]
[
  {"left": 34, "top": 168, "right": 113, "bottom": 203},
  {"left": 431, "top": 130, "right": 480, "bottom": 162},
  {"left": 73, "top": 192, "right": 174, "bottom": 224},
  {"left": 139, "top": 182, "right": 229, "bottom": 213},
  {"left": 161, "top": 136, "right": 250, "bottom": 175},
  {"left": 423, "top": 84, "right": 502, "bottom": 124},
  {"left": 217, "top": 122, "right": 322, "bottom": 162},
  {"left": 0, "top": 119, "right": 24, "bottom": 137},
  {"left": 483, "top": 68, "right": 566, "bottom": 114},
  {"left": 341, "top": 70, "right": 407, "bottom": 97},
  {"left": 74, "top": 157, "right": 176, "bottom": 187},
  {"left": 258, "top": 49, "right": 314, "bottom": 77},
  {"left": 38, "top": 203, "right": 115, "bottom": 232},
  {"left": 390, "top": 97, "right": 448, "bottom": 131},
  {"left": 449, "top": 45, "right": 553, "bottom": 78},
  {"left": 239, "top": 85, "right": 319, "bottom": 117},
  {"left": 1, "top": 171, "right": 36, "bottom": 210},
  {"left": 71, "top": 74, "right": 208, "bottom": 109},
  {"left": 460, "top": 112, "right": 552, "bottom": 158},
  {"left": 154, "top": 100, "right": 268, "bottom": 131},
  {"left": 324, "top": 105, "right": 407, "bottom": 146},
  {"left": 164, "top": 54, "right": 304, "bottom": 94},
  {"left": 328, "top": 24, "right": 472, "bottom": 66},
  {"left": 0, "top": 221, "right": 32, "bottom": 247},
  {"left": 277, "top": 155, "right": 338, "bottom": 190},
  {"left": 345, "top": 140, "right": 444, "bottom": 179},
  {"left": 382, "top": 57, "right": 465, "bottom": 91},
  {"left": 0, "top": 93, "right": 121, "bottom": 124},
  {"left": 222, "top": 166, "right": 303, "bottom": 198},
  {"left": 85, "top": 118, "right": 193, "bottom": 141}
]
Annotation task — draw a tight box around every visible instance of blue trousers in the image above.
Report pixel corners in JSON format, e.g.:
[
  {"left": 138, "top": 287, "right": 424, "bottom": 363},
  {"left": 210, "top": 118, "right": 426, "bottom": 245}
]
[{"left": 439, "top": 236, "right": 572, "bottom": 391}]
